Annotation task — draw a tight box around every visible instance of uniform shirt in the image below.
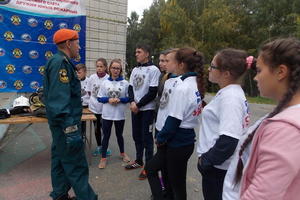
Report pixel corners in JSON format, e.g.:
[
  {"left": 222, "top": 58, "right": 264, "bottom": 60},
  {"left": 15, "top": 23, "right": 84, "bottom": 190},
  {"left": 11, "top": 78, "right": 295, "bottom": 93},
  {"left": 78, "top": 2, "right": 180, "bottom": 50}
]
[
  {"left": 156, "top": 73, "right": 202, "bottom": 147},
  {"left": 155, "top": 75, "right": 180, "bottom": 131},
  {"left": 43, "top": 50, "right": 82, "bottom": 129},
  {"left": 129, "top": 64, "right": 160, "bottom": 111},
  {"left": 80, "top": 76, "right": 90, "bottom": 106},
  {"left": 98, "top": 77, "right": 129, "bottom": 120},
  {"left": 86, "top": 73, "right": 109, "bottom": 114},
  {"left": 222, "top": 116, "right": 267, "bottom": 200},
  {"left": 197, "top": 84, "right": 250, "bottom": 170},
  {"left": 168, "top": 75, "right": 202, "bottom": 129}
]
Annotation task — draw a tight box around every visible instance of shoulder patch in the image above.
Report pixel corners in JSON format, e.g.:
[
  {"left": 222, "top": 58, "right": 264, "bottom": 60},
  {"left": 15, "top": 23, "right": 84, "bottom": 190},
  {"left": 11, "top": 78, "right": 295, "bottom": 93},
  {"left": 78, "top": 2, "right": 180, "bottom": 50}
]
[{"left": 59, "top": 69, "right": 69, "bottom": 83}]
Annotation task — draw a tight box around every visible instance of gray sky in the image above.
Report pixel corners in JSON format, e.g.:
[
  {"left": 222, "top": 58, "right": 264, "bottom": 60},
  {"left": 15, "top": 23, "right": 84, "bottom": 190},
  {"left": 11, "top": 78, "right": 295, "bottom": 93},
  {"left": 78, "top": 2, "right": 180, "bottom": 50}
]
[{"left": 127, "top": 0, "right": 153, "bottom": 17}]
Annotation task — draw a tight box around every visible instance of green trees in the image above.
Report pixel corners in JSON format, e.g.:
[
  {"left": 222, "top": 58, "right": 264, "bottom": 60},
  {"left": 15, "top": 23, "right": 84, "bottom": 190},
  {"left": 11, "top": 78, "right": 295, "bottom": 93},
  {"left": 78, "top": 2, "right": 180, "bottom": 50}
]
[{"left": 126, "top": 0, "right": 300, "bottom": 96}]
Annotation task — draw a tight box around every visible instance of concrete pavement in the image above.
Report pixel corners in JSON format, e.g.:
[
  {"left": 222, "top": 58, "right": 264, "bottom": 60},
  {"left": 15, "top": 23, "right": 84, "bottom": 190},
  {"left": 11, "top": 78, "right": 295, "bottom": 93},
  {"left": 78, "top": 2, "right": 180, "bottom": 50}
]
[{"left": 0, "top": 98, "right": 274, "bottom": 200}]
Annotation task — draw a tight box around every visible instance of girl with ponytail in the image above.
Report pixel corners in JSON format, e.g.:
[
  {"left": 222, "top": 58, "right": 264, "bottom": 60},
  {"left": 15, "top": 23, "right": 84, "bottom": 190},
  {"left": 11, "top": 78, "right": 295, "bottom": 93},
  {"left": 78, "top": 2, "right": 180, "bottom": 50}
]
[
  {"left": 155, "top": 47, "right": 205, "bottom": 200},
  {"left": 197, "top": 48, "right": 255, "bottom": 200},
  {"left": 235, "top": 38, "right": 300, "bottom": 199}
]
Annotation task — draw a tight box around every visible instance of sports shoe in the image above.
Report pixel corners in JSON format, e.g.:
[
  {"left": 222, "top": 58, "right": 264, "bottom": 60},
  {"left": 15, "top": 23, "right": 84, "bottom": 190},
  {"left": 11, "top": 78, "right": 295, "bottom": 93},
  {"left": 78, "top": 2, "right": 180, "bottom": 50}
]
[
  {"left": 120, "top": 153, "right": 130, "bottom": 163},
  {"left": 138, "top": 169, "right": 147, "bottom": 180},
  {"left": 106, "top": 148, "right": 112, "bottom": 156},
  {"left": 92, "top": 146, "right": 102, "bottom": 156},
  {"left": 124, "top": 161, "right": 143, "bottom": 170},
  {"left": 55, "top": 194, "right": 76, "bottom": 200},
  {"left": 98, "top": 158, "right": 107, "bottom": 169}
]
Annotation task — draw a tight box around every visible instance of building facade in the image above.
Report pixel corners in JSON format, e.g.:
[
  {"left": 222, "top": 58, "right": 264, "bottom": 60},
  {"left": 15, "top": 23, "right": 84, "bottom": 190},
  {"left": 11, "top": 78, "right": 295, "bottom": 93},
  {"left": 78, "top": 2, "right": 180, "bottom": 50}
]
[{"left": 86, "top": 0, "right": 127, "bottom": 75}]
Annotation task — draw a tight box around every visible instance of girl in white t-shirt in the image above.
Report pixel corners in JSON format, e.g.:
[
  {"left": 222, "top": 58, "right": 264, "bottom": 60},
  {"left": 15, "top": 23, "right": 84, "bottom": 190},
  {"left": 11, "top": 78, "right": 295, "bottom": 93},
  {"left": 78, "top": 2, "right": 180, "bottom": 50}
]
[
  {"left": 197, "top": 49, "right": 255, "bottom": 200},
  {"left": 97, "top": 59, "right": 130, "bottom": 169},
  {"left": 145, "top": 48, "right": 180, "bottom": 200},
  {"left": 86, "top": 58, "right": 109, "bottom": 156},
  {"left": 156, "top": 47, "right": 205, "bottom": 200}
]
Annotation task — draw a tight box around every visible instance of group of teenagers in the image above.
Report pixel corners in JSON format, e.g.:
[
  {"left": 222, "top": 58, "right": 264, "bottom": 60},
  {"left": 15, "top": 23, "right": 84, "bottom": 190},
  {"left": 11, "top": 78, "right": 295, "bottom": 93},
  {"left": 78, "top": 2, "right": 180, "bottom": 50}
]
[
  {"left": 44, "top": 28, "right": 300, "bottom": 200},
  {"left": 77, "top": 37, "right": 300, "bottom": 200}
]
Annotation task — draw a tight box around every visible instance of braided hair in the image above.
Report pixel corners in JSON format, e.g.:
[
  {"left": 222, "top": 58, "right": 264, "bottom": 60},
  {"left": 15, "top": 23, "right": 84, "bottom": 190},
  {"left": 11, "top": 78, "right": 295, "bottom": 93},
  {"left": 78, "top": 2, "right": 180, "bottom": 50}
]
[{"left": 235, "top": 38, "right": 300, "bottom": 183}]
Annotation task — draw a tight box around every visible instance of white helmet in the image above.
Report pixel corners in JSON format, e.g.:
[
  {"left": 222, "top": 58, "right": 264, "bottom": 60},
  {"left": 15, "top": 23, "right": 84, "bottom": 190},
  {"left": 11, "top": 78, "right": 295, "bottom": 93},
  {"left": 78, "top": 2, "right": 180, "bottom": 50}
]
[{"left": 13, "top": 96, "right": 30, "bottom": 108}]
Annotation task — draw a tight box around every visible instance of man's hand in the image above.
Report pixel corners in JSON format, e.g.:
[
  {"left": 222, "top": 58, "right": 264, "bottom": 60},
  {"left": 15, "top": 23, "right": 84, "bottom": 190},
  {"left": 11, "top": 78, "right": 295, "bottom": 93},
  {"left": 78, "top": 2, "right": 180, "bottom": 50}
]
[{"left": 64, "top": 125, "right": 83, "bottom": 152}]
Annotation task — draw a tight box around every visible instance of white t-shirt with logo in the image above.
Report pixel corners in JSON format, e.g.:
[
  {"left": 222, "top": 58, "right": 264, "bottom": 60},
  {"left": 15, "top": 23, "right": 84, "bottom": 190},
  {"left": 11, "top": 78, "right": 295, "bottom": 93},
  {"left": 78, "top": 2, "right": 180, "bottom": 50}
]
[
  {"left": 80, "top": 76, "right": 90, "bottom": 106},
  {"left": 156, "top": 76, "right": 181, "bottom": 131},
  {"left": 197, "top": 84, "right": 250, "bottom": 170},
  {"left": 86, "top": 73, "right": 109, "bottom": 114},
  {"left": 168, "top": 76, "right": 202, "bottom": 129},
  {"left": 222, "top": 116, "right": 266, "bottom": 200},
  {"left": 98, "top": 78, "right": 129, "bottom": 120},
  {"left": 129, "top": 65, "right": 161, "bottom": 111}
]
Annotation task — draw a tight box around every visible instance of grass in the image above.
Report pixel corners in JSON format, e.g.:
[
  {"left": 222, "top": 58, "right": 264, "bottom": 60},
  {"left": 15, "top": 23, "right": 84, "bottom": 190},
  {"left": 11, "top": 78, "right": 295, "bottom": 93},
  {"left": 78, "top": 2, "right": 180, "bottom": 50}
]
[
  {"left": 207, "top": 93, "right": 276, "bottom": 105},
  {"left": 246, "top": 96, "right": 276, "bottom": 105}
]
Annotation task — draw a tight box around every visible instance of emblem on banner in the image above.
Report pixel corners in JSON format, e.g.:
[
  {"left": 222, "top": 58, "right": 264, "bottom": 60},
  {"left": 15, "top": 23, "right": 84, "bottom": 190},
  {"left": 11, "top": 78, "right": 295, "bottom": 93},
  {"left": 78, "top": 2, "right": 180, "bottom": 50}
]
[
  {"left": 0, "top": 14, "right": 3, "bottom": 22},
  {"left": 11, "top": 15, "right": 21, "bottom": 25},
  {"left": 0, "top": 80, "right": 7, "bottom": 89},
  {"left": 74, "top": 55, "right": 81, "bottom": 62},
  {"left": 14, "top": 80, "right": 23, "bottom": 90},
  {"left": 73, "top": 24, "right": 81, "bottom": 32},
  {"left": 44, "top": 20, "right": 53, "bottom": 30},
  {"left": 23, "top": 65, "right": 32, "bottom": 74},
  {"left": 45, "top": 51, "right": 53, "bottom": 60},
  {"left": 59, "top": 22, "right": 68, "bottom": 29},
  {"left": 0, "top": 0, "right": 11, "bottom": 4},
  {"left": 30, "top": 81, "right": 39, "bottom": 89},
  {"left": 21, "top": 33, "right": 31, "bottom": 42},
  {"left": 38, "top": 35, "right": 47, "bottom": 44},
  {"left": 39, "top": 66, "right": 45, "bottom": 75},
  {"left": 4, "top": 31, "right": 14, "bottom": 41},
  {"left": 0, "top": 48, "right": 5, "bottom": 56},
  {"left": 59, "top": 69, "right": 69, "bottom": 83},
  {"left": 28, "top": 18, "right": 38, "bottom": 27},
  {"left": 29, "top": 50, "right": 39, "bottom": 59},
  {"left": 6, "top": 64, "right": 15, "bottom": 74},
  {"left": 13, "top": 48, "right": 22, "bottom": 58}
]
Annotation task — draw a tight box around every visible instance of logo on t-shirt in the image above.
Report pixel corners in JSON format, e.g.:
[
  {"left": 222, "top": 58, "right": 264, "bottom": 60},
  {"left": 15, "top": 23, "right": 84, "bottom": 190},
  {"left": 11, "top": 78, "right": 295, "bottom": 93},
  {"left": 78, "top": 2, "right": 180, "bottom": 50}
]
[
  {"left": 92, "top": 84, "right": 100, "bottom": 97},
  {"left": 160, "top": 88, "right": 172, "bottom": 108},
  {"left": 107, "top": 87, "right": 122, "bottom": 98},
  {"left": 133, "top": 74, "right": 145, "bottom": 89}
]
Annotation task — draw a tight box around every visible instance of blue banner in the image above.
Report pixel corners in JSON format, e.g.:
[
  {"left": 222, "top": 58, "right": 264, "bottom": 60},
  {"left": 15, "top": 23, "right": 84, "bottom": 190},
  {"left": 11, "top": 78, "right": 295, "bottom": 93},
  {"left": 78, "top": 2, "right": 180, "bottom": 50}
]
[{"left": 0, "top": 0, "right": 86, "bottom": 92}]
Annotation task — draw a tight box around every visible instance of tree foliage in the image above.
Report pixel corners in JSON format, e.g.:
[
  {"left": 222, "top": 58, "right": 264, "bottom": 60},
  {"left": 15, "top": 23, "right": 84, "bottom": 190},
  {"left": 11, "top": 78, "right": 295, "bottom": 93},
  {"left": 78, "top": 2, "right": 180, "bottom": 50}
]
[{"left": 126, "top": 0, "right": 300, "bottom": 96}]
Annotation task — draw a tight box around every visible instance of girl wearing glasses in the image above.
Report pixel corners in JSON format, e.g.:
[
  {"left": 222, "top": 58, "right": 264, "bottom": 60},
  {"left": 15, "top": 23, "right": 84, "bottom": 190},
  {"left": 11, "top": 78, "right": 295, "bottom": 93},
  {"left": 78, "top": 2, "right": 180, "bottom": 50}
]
[
  {"left": 197, "top": 49, "right": 255, "bottom": 200},
  {"left": 97, "top": 59, "right": 131, "bottom": 169}
]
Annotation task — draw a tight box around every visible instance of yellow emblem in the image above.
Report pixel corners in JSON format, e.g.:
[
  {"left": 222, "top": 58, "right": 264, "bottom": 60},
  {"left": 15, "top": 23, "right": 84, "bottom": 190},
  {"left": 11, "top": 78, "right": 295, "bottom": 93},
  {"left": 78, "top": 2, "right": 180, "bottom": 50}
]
[
  {"left": 4, "top": 31, "right": 14, "bottom": 41},
  {"left": 14, "top": 80, "right": 23, "bottom": 90},
  {"left": 74, "top": 55, "right": 81, "bottom": 62},
  {"left": 44, "top": 20, "right": 53, "bottom": 30},
  {"left": 39, "top": 66, "right": 45, "bottom": 75},
  {"left": 59, "top": 69, "right": 69, "bottom": 83},
  {"left": 45, "top": 51, "right": 53, "bottom": 60},
  {"left": 38, "top": 35, "right": 47, "bottom": 44},
  {"left": 13, "top": 48, "right": 22, "bottom": 58},
  {"left": 73, "top": 24, "right": 81, "bottom": 32},
  {"left": 11, "top": 15, "right": 21, "bottom": 25},
  {"left": 6, "top": 64, "right": 15, "bottom": 74}
]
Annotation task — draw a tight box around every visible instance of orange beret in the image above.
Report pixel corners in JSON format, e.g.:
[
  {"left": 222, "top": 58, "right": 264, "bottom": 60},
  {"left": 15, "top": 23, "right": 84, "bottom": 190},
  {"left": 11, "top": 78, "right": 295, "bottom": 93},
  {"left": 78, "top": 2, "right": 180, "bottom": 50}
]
[{"left": 53, "top": 29, "right": 79, "bottom": 44}]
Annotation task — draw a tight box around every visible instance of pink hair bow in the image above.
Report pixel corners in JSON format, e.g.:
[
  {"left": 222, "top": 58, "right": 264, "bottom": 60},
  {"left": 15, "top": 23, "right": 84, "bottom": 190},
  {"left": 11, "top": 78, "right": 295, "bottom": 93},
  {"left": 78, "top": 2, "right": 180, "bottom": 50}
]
[{"left": 246, "top": 56, "right": 254, "bottom": 69}]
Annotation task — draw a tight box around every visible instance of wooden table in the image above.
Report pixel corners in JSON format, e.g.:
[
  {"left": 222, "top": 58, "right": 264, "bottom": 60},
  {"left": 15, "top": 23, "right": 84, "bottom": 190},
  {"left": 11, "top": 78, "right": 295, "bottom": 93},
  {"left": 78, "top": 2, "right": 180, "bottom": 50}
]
[{"left": 0, "top": 108, "right": 96, "bottom": 164}]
